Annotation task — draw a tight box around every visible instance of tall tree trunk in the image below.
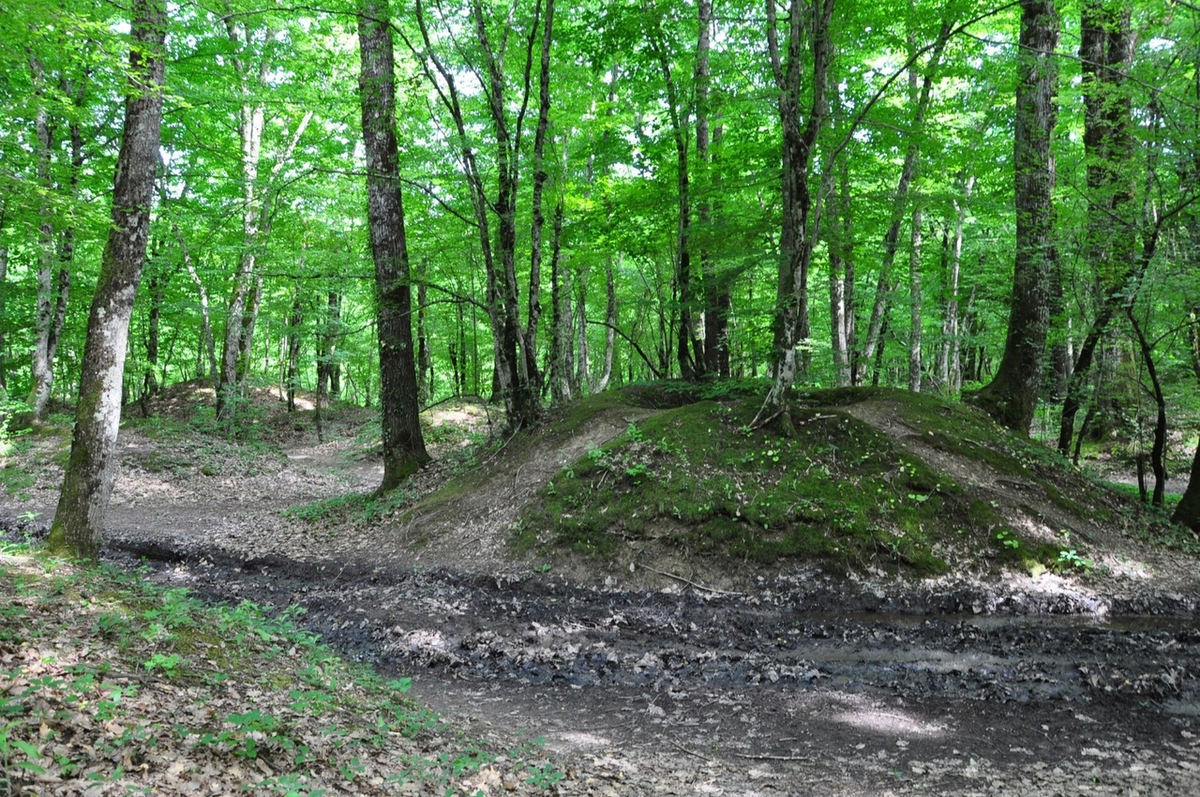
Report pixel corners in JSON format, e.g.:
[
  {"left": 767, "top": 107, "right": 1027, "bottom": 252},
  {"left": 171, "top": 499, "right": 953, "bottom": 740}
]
[
  {"left": 174, "top": 226, "right": 217, "bottom": 382},
  {"left": 696, "top": 0, "right": 727, "bottom": 378},
  {"left": 826, "top": 152, "right": 853, "bottom": 387},
  {"left": 285, "top": 291, "right": 303, "bottom": 413},
  {"left": 358, "top": 0, "right": 431, "bottom": 491},
  {"left": 754, "top": 0, "right": 834, "bottom": 431},
  {"left": 525, "top": 0, "right": 555, "bottom": 400},
  {"left": 217, "top": 26, "right": 268, "bottom": 422},
  {"left": 549, "top": 199, "right": 573, "bottom": 405},
  {"left": 649, "top": 11, "right": 702, "bottom": 379},
  {"left": 412, "top": 0, "right": 543, "bottom": 430},
  {"left": 144, "top": 268, "right": 164, "bottom": 400},
  {"left": 1127, "top": 308, "right": 1166, "bottom": 507},
  {"left": 47, "top": 0, "right": 166, "bottom": 561},
  {"left": 908, "top": 206, "right": 924, "bottom": 392},
  {"left": 1057, "top": 0, "right": 1138, "bottom": 452},
  {"left": 1190, "top": 307, "right": 1200, "bottom": 383},
  {"left": 417, "top": 261, "right": 432, "bottom": 405},
  {"left": 235, "top": 276, "right": 263, "bottom": 386},
  {"left": 858, "top": 25, "right": 951, "bottom": 381},
  {"left": 594, "top": 255, "right": 617, "bottom": 392},
  {"left": 28, "top": 57, "right": 70, "bottom": 420},
  {"left": 939, "top": 173, "right": 975, "bottom": 392},
  {"left": 1058, "top": 222, "right": 1168, "bottom": 454},
  {"left": 0, "top": 241, "right": 7, "bottom": 394},
  {"left": 316, "top": 290, "right": 341, "bottom": 407},
  {"left": 576, "top": 272, "right": 590, "bottom": 395},
  {"left": 961, "top": 283, "right": 982, "bottom": 386},
  {"left": 0, "top": 200, "right": 8, "bottom": 394},
  {"left": 969, "top": 0, "right": 1059, "bottom": 434}
]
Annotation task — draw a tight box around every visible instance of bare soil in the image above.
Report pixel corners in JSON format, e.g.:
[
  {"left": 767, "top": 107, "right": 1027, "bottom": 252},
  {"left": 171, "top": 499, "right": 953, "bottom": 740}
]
[{"left": 4, "top": 386, "right": 1200, "bottom": 795}]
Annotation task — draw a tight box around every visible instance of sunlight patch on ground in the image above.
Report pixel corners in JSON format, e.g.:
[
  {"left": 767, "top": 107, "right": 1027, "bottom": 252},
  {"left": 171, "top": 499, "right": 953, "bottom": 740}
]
[
  {"left": 791, "top": 692, "right": 947, "bottom": 739},
  {"left": 386, "top": 628, "right": 449, "bottom": 652},
  {"left": 556, "top": 730, "right": 612, "bottom": 749},
  {"left": 263, "top": 385, "right": 314, "bottom": 410}
]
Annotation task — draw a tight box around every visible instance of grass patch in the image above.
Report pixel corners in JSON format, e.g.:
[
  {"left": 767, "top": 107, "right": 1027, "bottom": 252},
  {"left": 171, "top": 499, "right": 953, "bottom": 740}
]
[
  {"left": 0, "top": 547, "right": 549, "bottom": 795},
  {"left": 521, "top": 392, "right": 961, "bottom": 577},
  {"left": 287, "top": 488, "right": 417, "bottom": 526}
]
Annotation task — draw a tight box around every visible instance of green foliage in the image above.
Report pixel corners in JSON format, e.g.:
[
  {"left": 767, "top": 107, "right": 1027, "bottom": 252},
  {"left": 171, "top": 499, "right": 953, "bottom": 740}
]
[
  {"left": 286, "top": 488, "right": 416, "bottom": 526},
  {"left": 521, "top": 389, "right": 967, "bottom": 576},
  {"left": 0, "top": 546, "right": 533, "bottom": 794},
  {"left": 0, "top": 399, "right": 36, "bottom": 498}
]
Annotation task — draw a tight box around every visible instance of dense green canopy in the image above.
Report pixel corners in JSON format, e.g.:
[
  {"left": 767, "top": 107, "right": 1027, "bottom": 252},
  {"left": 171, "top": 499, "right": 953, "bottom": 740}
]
[{"left": 2, "top": 0, "right": 1198, "bottom": 517}]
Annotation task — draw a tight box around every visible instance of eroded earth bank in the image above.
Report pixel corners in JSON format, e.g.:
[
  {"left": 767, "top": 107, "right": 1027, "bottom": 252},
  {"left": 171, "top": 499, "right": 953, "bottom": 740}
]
[{"left": 4, "top": 385, "right": 1200, "bottom": 795}]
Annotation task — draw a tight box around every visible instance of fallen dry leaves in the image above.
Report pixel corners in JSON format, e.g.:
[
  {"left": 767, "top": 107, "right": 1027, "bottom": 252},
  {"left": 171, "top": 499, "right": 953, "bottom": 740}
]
[{"left": 0, "top": 551, "right": 565, "bottom": 796}]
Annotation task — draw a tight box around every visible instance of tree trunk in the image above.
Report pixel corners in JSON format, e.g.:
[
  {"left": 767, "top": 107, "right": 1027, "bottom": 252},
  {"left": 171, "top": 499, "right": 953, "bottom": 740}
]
[
  {"left": 594, "top": 255, "right": 617, "bottom": 392},
  {"left": 1058, "top": 224, "right": 1164, "bottom": 453},
  {"left": 417, "top": 261, "right": 432, "bottom": 405},
  {"left": 285, "top": 292, "right": 303, "bottom": 413},
  {"left": 358, "top": 0, "right": 431, "bottom": 491},
  {"left": 217, "top": 28, "right": 267, "bottom": 422},
  {"left": 826, "top": 157, "right": 853, "bottom": 387},
  {"left": 412, "top": 0, "right": 543, "bottom": 430},
  {"left": 525, "top": 0, "right": 555, "bottom": 400},
  {"left": 1127, "top": 309, "right": 1166, "bottom": 507},
  {"left": 0, "top": 242, "right": 6, "bottom": 394},
  {"left": 1173, "top": 439, "right": 1200, "bottom": 532},
  {"left": 576, "top": 272, "right": 590, "bottom": 395},
  {"left": 174, "top": 226, "right": 217, "bottom": 383},
  {"left": 47, "top": 0, "right": 166, "bottom": 561},
  {"left": 908, "top": 205, "right": 924, "bottom": 392},
  {"left": 754, "top": 0, "right": 834, "bottom": 430},
  {"left": 969, "top": 0, "right": 1059, "bottom": 434},
  {"left": 939, "top": 173, "right": 974, "bottom": 392},
  {"left": 144, "top": 269, "right": 164, "bottom": 400},
  {"left": 29, "top": 58, "right": 71, "bottom": 421},
  {"left": 549, "top": 199, "right": 573, "bottom": 405},
  {"left": 696, "top": 0, "right": 729, "bottom": 378},
  {"left": 0, "top": 197, "right": 8, "bottom": 393},
  {"left": 648, "top": 12, "right": 702, "bottom": 379},
  {"left": 0, "top": 240, "right": 5, "bottom": 396},
  {"left": 859, "top": 25, "right": 951, "bottom": 381}
]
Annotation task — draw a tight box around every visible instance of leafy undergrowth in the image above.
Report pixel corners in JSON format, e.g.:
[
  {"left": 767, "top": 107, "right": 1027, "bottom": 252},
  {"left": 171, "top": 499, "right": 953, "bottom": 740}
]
[
  {"left": 519, "top": 385, "right": 1139, "bottom": 579},
  {"left": 0, "top": 549, "right": 561, "bottom": 796}
]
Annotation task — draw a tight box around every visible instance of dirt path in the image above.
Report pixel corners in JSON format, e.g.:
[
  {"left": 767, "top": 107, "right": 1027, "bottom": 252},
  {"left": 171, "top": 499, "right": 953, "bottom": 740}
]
[
  {"left": 4, "top": 404, "right": 1200, "bottom": 795},
  {"left": 104, "top": 542, "right": 1200, "bottom": 796}
]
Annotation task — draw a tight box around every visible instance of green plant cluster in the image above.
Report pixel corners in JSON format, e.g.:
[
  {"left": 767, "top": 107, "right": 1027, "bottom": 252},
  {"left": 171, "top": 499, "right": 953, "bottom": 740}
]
[
  {"left": 0, "top": 548, "right": 553, "bottom": 795},
  {"left": 124, "top": 410, "right": 288, "bottom": 479},
  {"left": 990, "top": 529, "right": 1095, "bottom": 574},
  {"left": 0, "top": 398, "right": 37, "bottom": 498},
  {"left": 286, "top": 488, "right": 417, "bottom": 526},
  {"left": 522, "top": 390, "right": 971, "bottom": 576}
]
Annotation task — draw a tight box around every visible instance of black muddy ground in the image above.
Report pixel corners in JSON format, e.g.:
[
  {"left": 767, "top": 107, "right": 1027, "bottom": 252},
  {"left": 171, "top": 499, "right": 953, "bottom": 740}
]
[
  {"left": 70, "top": 534, "right": 1199, "bottom": 796},
  {"left": 5, "top": 385, "right": 1200, "bottom": 795}
]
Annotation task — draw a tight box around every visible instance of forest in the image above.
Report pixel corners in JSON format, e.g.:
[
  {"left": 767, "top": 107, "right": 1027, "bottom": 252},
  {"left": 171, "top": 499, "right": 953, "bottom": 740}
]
[
  {"left": 5, "top": 2, "right": 1200, "bottom": 792},
  {"left": 2, "top": 0, "right": 1200, "bottom": 542}
]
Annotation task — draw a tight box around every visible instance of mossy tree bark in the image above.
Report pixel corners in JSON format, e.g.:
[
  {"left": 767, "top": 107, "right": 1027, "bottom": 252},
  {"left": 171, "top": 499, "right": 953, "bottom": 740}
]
[
  {"left": 47, "top": 0, "right": 166, "bottom": 562},
  {"left": 357, "top": 0, "right": 431, "bottom": 493},
  {"left": 969, "top": 0, "right": 1059, "bottom": 434}
]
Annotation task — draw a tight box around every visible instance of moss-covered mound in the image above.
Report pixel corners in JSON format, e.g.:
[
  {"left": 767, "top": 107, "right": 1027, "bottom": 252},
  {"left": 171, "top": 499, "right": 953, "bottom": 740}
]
[{"left": 517, "top": 385, "right": 1122, "bottom": 579}]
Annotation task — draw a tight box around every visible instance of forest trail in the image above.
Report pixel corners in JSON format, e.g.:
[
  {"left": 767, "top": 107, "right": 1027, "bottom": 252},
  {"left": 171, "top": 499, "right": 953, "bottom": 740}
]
[{"left": 3, "top": 388, "right": 1200, "bottom": 794}]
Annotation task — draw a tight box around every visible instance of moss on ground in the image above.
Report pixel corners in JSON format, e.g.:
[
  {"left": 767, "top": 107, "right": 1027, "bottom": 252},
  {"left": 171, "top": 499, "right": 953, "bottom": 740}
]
[
  {"left": 513, "top": 384, "right": 1147, "bottom": 579},
  {"left": 519, "top": 388, "right": 974, "bottom": 577}
]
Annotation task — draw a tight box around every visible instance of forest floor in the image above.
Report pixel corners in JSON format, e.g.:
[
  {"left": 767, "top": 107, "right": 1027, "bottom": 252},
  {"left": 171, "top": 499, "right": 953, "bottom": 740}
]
[{"left": 3, "top": 381, "right": 1200, "bottom": 795}]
